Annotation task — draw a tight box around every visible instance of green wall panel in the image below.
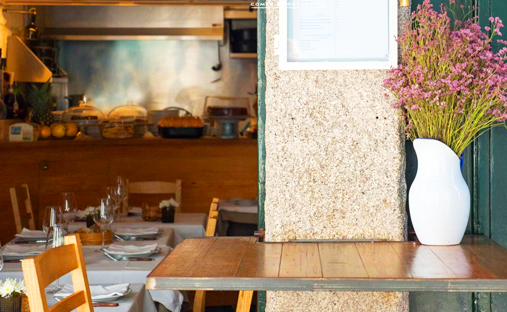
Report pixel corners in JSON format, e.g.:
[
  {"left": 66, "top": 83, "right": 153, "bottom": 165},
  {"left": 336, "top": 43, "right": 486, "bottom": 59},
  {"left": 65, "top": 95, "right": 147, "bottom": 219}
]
[{"left": 410, "top": 293, "right": 473, "bottom": 312}]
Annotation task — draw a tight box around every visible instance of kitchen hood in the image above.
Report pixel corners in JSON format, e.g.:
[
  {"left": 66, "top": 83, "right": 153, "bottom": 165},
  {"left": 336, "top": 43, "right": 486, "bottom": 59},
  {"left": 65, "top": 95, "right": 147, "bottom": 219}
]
[{"left": 39, "top": 6, "right": 224, "bottom": 40}]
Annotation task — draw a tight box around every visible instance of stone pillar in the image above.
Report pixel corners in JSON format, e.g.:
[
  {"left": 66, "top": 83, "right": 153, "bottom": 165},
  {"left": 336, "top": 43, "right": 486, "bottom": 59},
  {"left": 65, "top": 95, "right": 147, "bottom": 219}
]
[{"left": 263, "top": 1, "right": 411, "bottom": 311}]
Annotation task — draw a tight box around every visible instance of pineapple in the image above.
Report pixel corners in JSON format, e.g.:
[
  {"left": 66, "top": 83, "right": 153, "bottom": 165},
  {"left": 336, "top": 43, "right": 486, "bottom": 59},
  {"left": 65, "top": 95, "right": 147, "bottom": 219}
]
[{"left": 27, "top": 80, "right": 54, "bottom": 125}]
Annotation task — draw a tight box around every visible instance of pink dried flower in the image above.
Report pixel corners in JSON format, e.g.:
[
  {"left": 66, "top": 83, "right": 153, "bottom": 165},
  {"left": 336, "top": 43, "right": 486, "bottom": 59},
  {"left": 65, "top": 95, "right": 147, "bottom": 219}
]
[{"left": 383, "top": 1, "right": 507, "bottom": 156}]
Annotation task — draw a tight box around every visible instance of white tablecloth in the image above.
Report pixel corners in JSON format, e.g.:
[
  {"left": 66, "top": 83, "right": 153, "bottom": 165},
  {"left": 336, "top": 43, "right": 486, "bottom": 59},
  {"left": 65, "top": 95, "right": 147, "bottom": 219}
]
[
  {"left": 46, "top": 284, "right": 157, "bottom": 312},
  {"left": 68, "top": 213, "right": 207, "bottom": 245},
  {"left": 0, "top": 219, "right": 200, "bottom": 312}
]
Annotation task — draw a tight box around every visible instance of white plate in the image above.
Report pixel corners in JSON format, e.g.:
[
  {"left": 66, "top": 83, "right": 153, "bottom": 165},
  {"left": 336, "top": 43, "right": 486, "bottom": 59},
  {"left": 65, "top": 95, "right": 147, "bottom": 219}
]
[
  {"left": 55, "top": 288, "right": 132, "bottom": 303},
  {"left": 103, "top": 247, "right": 161, "bottom": 260}
]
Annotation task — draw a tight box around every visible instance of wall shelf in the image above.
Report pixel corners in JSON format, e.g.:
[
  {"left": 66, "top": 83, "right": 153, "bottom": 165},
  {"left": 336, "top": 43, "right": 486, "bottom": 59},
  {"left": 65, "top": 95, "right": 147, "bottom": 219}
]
[{"left": 229, "top": 53, "right": 257, "bottom": 59}]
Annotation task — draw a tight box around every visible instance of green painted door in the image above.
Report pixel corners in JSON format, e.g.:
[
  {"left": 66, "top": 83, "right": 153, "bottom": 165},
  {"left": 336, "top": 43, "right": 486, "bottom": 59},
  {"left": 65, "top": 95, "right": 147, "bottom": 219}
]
[{"left": 409, "top": 0, "right": 507, "bottom": 311}]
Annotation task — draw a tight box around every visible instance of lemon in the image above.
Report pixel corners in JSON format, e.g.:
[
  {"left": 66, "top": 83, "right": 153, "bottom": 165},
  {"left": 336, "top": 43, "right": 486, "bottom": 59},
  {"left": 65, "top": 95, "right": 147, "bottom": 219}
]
[
  {"left": 40, "top": 125, "right": 52, "bottom": 139},
  {"left": 51, "top": 123, "right": 67, "bottom": 139},
  {"left": 65, "top": 122, "right": 78, "bottom": 137}
]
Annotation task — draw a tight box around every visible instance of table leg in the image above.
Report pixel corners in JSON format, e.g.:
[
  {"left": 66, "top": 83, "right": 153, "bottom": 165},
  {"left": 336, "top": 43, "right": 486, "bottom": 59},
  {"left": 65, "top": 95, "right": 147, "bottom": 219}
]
[
  {"left": 236, "top": 290, "right": 254, "bottom": 312},
  {"left": 193, "top": 291, "right": 206, "bottom": 312}
]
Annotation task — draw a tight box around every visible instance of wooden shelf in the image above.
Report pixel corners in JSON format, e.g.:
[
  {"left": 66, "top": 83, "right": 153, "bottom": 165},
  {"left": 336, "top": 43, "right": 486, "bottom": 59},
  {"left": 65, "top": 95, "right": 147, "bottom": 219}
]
[
  {"left": 229, "top": 53, "right": 257, "bottom": 59},
  {"left": 147, "top": 236, "right": 507, "bottom": 293},
  {"left": 3, "top": 0, "right": 253, "bottom": 5},
  {"left": 0, "top": 137, "right": 255, "bottom": 150}
]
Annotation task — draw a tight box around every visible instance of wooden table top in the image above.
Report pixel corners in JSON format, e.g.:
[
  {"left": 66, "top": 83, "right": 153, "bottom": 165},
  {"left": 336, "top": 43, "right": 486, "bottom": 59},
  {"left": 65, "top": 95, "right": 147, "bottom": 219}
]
[{"left": 146, "top": 236, "right": 507, "bottom": 292}]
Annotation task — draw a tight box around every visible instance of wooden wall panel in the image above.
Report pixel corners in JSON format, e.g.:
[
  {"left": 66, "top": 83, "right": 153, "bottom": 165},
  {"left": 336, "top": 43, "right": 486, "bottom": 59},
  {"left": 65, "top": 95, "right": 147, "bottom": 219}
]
[{"left": 0, "top": 139, "right": 257, "bottom": 243}]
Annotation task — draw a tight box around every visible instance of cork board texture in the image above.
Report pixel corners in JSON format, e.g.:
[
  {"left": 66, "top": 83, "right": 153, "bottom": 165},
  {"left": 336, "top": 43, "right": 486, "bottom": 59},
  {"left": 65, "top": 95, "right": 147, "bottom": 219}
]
[{"left": 263, "top": 1, "right": 411, "bottom": 312}]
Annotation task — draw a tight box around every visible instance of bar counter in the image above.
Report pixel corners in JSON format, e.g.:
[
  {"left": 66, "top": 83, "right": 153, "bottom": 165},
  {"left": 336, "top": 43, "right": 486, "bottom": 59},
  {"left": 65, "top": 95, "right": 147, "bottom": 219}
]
[{"left": 0, "top": 138, "right": 258, "bottom": 243}]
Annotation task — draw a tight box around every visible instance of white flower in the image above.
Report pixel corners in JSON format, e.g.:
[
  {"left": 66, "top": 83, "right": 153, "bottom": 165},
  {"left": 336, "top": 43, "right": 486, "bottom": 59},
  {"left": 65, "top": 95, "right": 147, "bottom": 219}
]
[
  {"left": 84, "top": 206, "right": 96, "bottom": 216},
  {"left": 15, "top": 280, "right": 25, "bottom": 294},
  {"left": 0, "top": 279, "right": 18, "bottom": 298},
  {"left": 159, "top": 198, "right": 179, "bottom": 209}
]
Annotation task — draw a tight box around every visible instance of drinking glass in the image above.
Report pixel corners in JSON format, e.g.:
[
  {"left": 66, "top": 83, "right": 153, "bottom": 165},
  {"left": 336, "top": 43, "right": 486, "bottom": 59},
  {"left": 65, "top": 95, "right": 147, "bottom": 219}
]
[
  {"left": 113, "top": 176, "right": 128, "bottom": 221},
  {"left": 0, "top": 241, "right": 4, "bottom": 272},
  {"left": 60, "top": 192, "right": 78, "bottom": 232},
  {"left": 104, "top": 186, "right": 121, "bottom": 221},
  {"left": 94, "top": 199, "right": 114, "bottom": 250},
  {"left": 45, "top": 224, "right": 65, "bottom": 292}
]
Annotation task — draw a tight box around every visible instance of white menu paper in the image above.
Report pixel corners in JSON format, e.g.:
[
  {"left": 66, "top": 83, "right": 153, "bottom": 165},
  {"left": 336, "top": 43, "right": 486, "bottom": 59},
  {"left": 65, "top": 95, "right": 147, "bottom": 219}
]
[{"left": 287, "top": 0, "right": 390, "bottom": 63}]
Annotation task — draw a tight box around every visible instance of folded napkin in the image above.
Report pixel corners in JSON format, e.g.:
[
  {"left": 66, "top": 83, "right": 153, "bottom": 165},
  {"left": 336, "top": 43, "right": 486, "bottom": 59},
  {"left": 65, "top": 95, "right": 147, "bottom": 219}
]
[
  {"left": 115, "top": 227, "right": 158, "bottom": 236},
  {"left": 2, "top": 245, "right": 45, "bottom": 256},
  {"left": 104, "top": 243, "right": 158, "bottom": 255},
  {"left": 55, "top": 284, "right": 130, "bottom": 300},
  {"left": 15, "top": 228, "right": 47, "bottom": 239},
  {"left": 128, "top": 207, "right": 143, "bottom": 215}
]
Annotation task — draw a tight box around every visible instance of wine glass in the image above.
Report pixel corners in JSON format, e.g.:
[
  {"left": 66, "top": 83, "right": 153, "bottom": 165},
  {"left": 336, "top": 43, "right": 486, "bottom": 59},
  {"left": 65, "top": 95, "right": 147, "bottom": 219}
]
[
  {"left": 43, "top": 206, "right": 62, "bottom": 234},
  {"left": 60, "top": 192, "right": 78, "bottom": 232},
  {"left": 94, "top": 199, "right": 114, "bottom": 250}
]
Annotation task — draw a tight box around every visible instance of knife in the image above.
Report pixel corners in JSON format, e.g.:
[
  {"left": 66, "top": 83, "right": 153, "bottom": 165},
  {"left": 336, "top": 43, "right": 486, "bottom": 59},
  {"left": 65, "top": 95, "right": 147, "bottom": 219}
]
[
  {"left": 11, "top": 240, "right": 46, "bottom": 244},
  {"left": 93, "top": 303, "right": 119, "bottom": 307},
  {"left": 3, "top": 259, "right": 21, "bottom": 263},
  {"left": 127, "top": 257, "right": 153, "bottom": 261}
]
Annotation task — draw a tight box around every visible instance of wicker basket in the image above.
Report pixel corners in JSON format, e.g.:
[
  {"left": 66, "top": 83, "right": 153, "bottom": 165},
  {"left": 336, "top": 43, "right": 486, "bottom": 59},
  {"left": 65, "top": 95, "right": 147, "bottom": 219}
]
[
  {"left": 77, "top": 230, "right": 113, "bottom": 246},
  {"left": 21, "top": 295, "right": 29, "bottom": 312},
  {"left": 142, "top": 205, "right": 162, "bottom": 221}
]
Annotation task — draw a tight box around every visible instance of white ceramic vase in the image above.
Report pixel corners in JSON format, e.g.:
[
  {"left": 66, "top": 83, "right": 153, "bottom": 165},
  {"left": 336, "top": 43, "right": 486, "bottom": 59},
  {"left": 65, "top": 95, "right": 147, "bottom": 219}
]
[{"left": 409, "top": 139, "right": 470, "bottom": 245}]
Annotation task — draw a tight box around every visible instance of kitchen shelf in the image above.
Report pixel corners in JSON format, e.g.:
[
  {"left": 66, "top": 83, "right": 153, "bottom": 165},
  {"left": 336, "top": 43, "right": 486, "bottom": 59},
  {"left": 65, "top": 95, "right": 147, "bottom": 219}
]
[
  {"left": 3, "top": 0, "right": 253, "bottom": 5},
  {"left": 229, "top": 53, "right": 257, "bottom": 59},
  {"left": 225, "top": 9, "right": 257, "bottom": 19},
  {"left": 40, "top": 28, "right": 223, "bottom": 41}
]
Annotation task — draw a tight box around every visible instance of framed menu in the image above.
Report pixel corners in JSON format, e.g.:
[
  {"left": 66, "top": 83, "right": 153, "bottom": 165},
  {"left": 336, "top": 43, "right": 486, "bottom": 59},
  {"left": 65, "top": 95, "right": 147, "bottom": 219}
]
[{"left": 279, "top": 0, "right": 398, "bottom": 70}]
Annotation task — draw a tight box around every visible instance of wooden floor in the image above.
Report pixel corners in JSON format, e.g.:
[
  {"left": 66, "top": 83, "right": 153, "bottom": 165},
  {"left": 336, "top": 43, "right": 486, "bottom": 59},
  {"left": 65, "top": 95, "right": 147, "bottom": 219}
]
[{"left": 146, "top": 236, "right": 507, "bottom": 292}]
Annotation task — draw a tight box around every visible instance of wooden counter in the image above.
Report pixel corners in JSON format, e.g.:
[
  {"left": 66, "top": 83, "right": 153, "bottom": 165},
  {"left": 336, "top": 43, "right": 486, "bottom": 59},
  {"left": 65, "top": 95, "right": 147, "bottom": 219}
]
[
  {"left": 0, "top": 138, "right": 257, "bottom": 243},
  {"left": 147, "top": 236, "right": 507, "bottom": 293}
]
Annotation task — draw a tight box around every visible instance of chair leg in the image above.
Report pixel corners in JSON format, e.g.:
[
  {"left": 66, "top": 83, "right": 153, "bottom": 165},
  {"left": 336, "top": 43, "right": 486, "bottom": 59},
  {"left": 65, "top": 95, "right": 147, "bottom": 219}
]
[
  {"left": 193, "top": 290, "right": 206, "bottom": 312},
  {"left": 236, "top": 290, "right": 254, "bottom": 312}
]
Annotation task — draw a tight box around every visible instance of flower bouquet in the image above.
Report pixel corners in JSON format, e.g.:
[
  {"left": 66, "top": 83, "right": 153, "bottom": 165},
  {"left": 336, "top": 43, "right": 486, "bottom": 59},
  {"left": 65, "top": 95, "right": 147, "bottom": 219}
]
[
  {"left": 159, "top": 199, "right": 179, "bottom": 224},
  {"left": 383, "top": 0, "right": 507, "bottom": 245}
]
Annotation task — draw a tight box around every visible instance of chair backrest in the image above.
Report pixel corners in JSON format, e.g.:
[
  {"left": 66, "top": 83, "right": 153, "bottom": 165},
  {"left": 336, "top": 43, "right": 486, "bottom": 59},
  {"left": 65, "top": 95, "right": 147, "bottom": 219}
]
[
  {"left": 128, "top": 180, "right": 181, "bottom": 211},
  {"left": 21, "top": 234, "right": 94, "bottom": 312},
  {"left": 205, "top": 198, "right": 219, "bottom": 237},
  {"left": 10, "top": 183, "right": 35, "bottom": 233}
]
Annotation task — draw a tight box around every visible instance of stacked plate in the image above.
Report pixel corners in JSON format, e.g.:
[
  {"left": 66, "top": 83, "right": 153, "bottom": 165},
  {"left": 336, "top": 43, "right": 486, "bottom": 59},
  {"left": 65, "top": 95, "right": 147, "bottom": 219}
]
[
  {"left": 55, "top": 283, "right": 132, "bottom": 302},
  {"left": 115, "top": 227, "right": 159, "bottom": 240},
  {"left": 2, "top": 244, "right": 45, "bottom": 260},
  {"left": 15, "top": 229, "right": 47, "bottom": 242},
  {"left": 103, "top": 243, "right": 160, "bottom": 260}
]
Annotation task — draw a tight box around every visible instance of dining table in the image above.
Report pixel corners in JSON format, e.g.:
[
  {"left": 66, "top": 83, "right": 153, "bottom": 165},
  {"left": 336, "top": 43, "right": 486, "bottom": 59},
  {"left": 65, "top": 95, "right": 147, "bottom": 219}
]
[
  {"left": 146, "top": 236, "right": 507, "bottom": 312},
  {"left": 0, "top": 212, "right": 208, "bottom": 312}
]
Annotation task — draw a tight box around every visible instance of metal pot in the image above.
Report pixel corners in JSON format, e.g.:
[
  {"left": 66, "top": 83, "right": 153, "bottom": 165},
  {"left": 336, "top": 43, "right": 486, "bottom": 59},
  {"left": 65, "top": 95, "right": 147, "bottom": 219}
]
[{"left": 65, "top": 94, "right": 87, "bottom": 107}]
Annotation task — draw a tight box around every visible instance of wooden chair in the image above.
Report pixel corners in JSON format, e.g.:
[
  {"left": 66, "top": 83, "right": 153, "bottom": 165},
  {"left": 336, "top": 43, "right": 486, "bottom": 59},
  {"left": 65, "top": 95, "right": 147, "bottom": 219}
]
[
  {"left": 21, "top": 234, "right": 94, "bottom": 312},
  {"left": 10, "top": 184, "right": 35, "bottom": 233},
  {"left": 128, "top": 180, "right": 182, "bottom": 212},
  {"left": 194, "top": 198, "right": 221, "bottom": 312},
  {"left": 194, "top": 199, "right": 254, "bottom": 312}
]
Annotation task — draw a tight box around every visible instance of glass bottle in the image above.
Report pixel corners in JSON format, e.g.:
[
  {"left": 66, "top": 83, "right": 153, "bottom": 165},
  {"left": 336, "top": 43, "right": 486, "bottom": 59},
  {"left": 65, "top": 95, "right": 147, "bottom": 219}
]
[{"left": 24, "top": 12, "right": 38, "bottom": 40}]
